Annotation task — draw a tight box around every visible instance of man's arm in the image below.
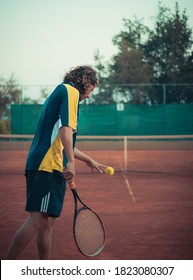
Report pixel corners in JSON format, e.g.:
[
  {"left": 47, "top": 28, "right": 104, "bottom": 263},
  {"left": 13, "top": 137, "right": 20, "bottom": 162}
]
[
  {"left": 59, "top": 126, "right": 75, "bottom": 182},
  {"left": 74, "top": 147, "right": 107, "bottom": 173}
]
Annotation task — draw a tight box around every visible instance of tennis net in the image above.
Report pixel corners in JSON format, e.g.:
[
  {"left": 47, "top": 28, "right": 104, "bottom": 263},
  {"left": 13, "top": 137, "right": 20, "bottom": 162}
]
[{"left": 0, "top": 134, "right": 193, "bottom": 173}]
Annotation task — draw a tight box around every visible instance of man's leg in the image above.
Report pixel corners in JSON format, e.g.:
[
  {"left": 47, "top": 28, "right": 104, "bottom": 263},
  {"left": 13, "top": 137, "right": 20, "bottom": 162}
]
[
  {"left": 5, "top": 212, "right": 43, "bottom": 259},
  {"left": 36, "top": 215, "right": 56, "bottom": 260}
]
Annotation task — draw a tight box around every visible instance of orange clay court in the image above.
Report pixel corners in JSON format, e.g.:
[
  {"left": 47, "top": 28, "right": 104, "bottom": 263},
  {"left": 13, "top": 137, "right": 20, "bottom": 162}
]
[{"left": 0, "top": 141, "right": 193, "bottom": 260}]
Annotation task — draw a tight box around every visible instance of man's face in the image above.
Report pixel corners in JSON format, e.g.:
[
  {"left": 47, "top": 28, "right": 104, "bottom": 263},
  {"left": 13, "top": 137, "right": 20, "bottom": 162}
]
[{"left": 79, "top": 85, "right": 96, "bottom": 101}]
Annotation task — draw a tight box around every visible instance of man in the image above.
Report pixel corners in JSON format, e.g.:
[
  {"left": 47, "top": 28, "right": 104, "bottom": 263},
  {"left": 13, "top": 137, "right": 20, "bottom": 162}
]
[{"left": 6, "top": 65, "right": 107, "bottom": 259}]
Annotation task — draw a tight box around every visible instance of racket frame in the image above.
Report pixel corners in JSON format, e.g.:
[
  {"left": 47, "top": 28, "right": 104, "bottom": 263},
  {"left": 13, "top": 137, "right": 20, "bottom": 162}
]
[{"left": 70, "top": 182, "right": 105, "bottom": 256}]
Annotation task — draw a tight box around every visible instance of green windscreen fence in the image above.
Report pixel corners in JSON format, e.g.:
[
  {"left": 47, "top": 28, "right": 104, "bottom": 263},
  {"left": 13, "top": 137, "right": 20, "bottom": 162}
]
[
  {"left": 11, "top": 103, "right": 193, "bottom": 135},
  {"left": 11, "top": 104, "right": 42, "bottom": 134}
]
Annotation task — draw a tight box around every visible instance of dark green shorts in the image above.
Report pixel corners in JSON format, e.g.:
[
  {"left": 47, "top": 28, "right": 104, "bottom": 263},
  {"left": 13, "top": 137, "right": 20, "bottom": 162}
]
[{"left": 25, "top": 170, "right": 66, "bottom": 217}]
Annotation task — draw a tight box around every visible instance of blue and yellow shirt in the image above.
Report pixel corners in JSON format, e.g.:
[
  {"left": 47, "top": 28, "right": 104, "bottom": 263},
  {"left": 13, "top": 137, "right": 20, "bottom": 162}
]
[{"left": 26, "top": 82, "right": 79, "bottom": 173}]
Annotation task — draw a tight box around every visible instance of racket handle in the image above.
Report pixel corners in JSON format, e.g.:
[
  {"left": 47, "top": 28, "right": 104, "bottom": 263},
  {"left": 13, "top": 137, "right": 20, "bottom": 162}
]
[{"left": 69, "top": 181, "right": 76, "bottom": 189}]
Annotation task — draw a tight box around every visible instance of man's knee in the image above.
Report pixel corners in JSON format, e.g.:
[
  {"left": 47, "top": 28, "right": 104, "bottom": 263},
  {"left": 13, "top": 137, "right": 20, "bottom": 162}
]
[{"left": 30, "top": 212, "right": 50, "bottom": 231}]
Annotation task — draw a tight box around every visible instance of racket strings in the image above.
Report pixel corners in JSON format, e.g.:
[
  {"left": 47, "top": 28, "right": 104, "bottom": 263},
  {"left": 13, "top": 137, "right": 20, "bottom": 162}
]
[{"left": 74, "top": 209, "right": 105, "bottom": 256}]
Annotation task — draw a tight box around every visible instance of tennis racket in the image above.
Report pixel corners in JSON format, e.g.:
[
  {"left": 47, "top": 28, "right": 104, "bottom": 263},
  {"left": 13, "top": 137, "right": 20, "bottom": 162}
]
[{"left": 69, "top": 181, "right": 105, "bottom": 257}]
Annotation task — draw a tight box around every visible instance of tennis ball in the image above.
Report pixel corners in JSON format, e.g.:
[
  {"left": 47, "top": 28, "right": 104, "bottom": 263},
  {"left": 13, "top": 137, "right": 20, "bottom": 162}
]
[{"left": 105, "top": 167, "right": 114, "bottom": 175}]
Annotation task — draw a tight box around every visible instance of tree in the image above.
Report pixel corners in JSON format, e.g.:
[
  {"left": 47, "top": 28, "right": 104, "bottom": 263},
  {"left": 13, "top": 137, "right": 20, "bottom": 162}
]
[
  {"left": 91, "top": 49, "right": 115, "bottom": 104},
  {"left": 110, "top": 18, "right": 152, "bottom": 84},
  {"left": 92, "top": 18, "right": 153, "bottom": 104},
  {"left": 143, "top": 2, "right": 193, "bottom": 103},
  {"left": 93, "top": 1, "right": 193, "bottom": 104},
  {"left": 102, "top": 17, "right": 153, "bottom": 104},
  {"left": 144, "top": 2, "right": 193, "bottom": 84},
  {"left": 0, "top": 74, "right": 22, "bottom": 119}
]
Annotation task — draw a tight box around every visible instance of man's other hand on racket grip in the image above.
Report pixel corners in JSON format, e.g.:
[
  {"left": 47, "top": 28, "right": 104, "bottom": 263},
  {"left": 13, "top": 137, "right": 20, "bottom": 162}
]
[{"left": 63, "top": 161, "right": 75, "bottom": 183}]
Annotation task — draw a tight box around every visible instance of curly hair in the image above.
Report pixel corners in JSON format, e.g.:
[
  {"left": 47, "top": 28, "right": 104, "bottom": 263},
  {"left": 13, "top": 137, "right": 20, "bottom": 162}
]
[{"left": 63, "top": 65, "right": 98, "bottom": 95}]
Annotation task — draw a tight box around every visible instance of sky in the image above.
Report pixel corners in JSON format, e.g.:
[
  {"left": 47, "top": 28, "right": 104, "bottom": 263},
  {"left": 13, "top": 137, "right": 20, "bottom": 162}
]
[{"left": 0, "top": 0, "right": 193, "bottom": 89}]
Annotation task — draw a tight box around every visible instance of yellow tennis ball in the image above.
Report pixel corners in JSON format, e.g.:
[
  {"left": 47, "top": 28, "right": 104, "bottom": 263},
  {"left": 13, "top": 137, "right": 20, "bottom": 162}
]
[{"left": 105, "top": 167, "right": 114, "bottom": 175}]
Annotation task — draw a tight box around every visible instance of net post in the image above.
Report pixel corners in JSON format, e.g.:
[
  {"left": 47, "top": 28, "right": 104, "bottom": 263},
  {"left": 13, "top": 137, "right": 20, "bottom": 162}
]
[{"left": 124, "top": 136, "right": 128, "bottom": 172}]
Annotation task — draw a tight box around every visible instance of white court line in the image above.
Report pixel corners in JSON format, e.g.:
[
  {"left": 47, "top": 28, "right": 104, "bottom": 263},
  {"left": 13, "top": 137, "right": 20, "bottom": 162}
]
[{"left": 120, "top": 165, "right": 136, "bottom": 203}]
